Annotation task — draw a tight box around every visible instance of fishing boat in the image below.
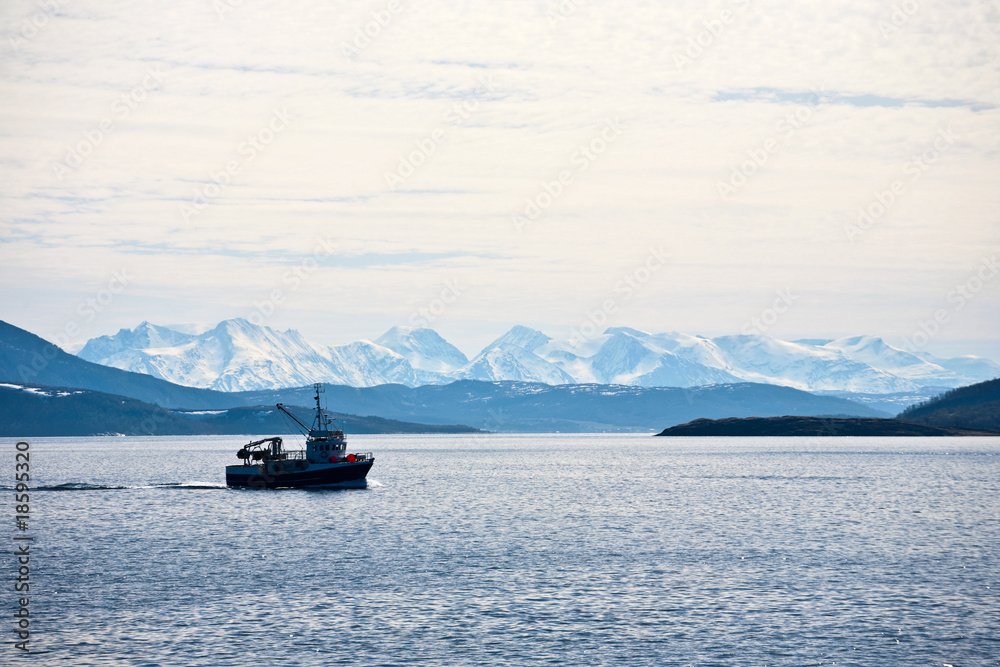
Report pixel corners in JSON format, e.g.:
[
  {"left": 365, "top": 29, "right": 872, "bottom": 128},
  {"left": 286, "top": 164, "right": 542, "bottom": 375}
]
[{"left": 225, "top": 383, "right": 374, "bottom": 488}]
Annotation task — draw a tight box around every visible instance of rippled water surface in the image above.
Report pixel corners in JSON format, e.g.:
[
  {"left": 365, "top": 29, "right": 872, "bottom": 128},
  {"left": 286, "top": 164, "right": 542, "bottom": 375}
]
[{"left": 4, "top": 434, "right": 999, "bottom": 666}]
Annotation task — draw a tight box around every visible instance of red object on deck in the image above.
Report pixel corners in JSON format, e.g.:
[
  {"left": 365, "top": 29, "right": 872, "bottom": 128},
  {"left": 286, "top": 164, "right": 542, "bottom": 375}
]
[{"left": 346, "top": 453, "right": 357, "bottom": 463}]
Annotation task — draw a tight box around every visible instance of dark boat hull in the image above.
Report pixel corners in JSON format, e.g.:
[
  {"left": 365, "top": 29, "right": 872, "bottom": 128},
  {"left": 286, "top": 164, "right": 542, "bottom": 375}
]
[{"left": 225, "top": 460, "right": 373, "bottom": 489}]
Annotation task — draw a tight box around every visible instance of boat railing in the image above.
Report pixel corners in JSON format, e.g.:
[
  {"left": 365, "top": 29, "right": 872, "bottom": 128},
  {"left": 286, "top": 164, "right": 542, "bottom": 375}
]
[
  {"left": 331, "top": 452, "right": 374, "bottom": 463},
  {"left": 257, "top": 450, "right": 371, "bottom": 463}
]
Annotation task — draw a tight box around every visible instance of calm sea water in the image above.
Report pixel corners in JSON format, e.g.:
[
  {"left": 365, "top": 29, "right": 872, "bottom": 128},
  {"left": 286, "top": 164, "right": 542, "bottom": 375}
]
[{"left": 3, "top": 434, "right": 999, "bottom": 666}]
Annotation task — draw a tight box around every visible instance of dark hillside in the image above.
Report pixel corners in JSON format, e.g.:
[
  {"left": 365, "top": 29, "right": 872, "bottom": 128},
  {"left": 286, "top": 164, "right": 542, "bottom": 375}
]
[
  {"left": 0, "top": 320, "right": 243, "bottom": 409},
  {"left": 0, "top": 384, "right": 480, "bottom": 436},
  {"left": 657, "top": 415, "right": 997, "bottom": 437},
  {"left": 897, "top": 378, "right": 1000, "bottom": 431}
]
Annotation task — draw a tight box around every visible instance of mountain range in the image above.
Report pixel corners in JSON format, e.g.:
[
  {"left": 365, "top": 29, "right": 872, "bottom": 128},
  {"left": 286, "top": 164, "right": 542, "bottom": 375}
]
[
  {"left": 78, "top": 319, "right": 999, "bottom": 394},
  {"left": 0, "top": 319, "right": 895, "bottom": 433}
]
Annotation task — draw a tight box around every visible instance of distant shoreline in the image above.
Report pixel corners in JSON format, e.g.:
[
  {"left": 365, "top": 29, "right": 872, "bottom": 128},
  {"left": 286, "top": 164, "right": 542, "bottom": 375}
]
[{"left": 656, "top": 416, "right": 1000, "bottom": 437}]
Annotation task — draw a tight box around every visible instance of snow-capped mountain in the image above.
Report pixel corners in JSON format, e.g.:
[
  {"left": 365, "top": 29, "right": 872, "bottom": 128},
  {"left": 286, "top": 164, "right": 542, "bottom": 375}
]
[
  {"left": 822, "top": 335, "right": 955, "bottom": 387},
  {"left": 76, "top": 320, "right": 999, "bottom": 394},
  {"left": 78, "top": 319, "right": 419, "bottom": 391},
  {"left": 78, "top": 321, "right": 196, "bottom": 361},
  {"left": 374, "top": 326, "right": 468, "bottom": 372},
  {"left": 709, "top": 335, "right": 916, "bottom": 393},
  {"left": 924, "top": 353, "right": 1000, "bottom": 381},
  {"left": 455, "top": 326, "right": 576, "bottom": 384},
  {"left": 821, "top": 335, "right": 1000, "bottom": 388},
  {"left": 577, "top": 329, "right": 743, "bottom": 387}
]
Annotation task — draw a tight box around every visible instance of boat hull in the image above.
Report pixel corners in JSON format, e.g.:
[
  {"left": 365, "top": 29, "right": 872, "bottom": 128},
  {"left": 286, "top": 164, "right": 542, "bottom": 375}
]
[{"left": 225, "top": 460, "right": 373, "bottom": 489}]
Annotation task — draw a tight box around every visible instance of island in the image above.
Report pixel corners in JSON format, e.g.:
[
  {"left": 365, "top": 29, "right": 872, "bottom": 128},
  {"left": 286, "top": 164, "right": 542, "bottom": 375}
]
[{"left": 655, "top": 416, "right": 1000, "bottom": 437}]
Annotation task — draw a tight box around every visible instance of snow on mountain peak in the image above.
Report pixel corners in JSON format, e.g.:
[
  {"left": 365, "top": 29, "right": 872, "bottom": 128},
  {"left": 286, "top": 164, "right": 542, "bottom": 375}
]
[
  {"left": 484, "top": 325, "right": 551, "bottom": 353},
  {"left": 819, "top": 335, "right": 977, "bottom": 386},
  {"left": 214, "top": 317, "right": 261, "bottom": 336},
  {"left": 461, "top": 342, "right": 575, "bottom": 385},
  {"left": 79, "top": 321, "right": 194, "bottom": 361},
  {"left": 74, "top": 320, "right": 999, "bottom": 393},
  {"left": 585, "top": 330, "right": 741, "bottom": 387},
  {"left": 830, "top": 334, "right": 889, "bottom": 351},
  {"left": 374, "top": 326, "right": 469, "bottom": 372},
  {"left": 603, "top": 326, "right": 650, "bottom": 337},
  {"left": 711, "top": 334, "right": 919, "bottom": 393}
]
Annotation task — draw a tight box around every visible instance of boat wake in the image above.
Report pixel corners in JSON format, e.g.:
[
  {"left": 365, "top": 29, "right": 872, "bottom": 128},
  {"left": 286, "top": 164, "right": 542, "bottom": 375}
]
[
  {"left": 14, "top": 481, "right": 230, "bottom": 492},
  {"left": 32, "top": 482, "right": 135, "bottom": 491},
  {"left": 156, "top": 481, "right": 229, "bottom": 489}
]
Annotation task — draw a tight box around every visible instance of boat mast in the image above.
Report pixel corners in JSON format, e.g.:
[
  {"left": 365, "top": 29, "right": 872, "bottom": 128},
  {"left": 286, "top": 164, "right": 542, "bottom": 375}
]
[
  {"left": 276, "top": 383, "right": 333, "bottom": 433},
  {"left": 313, "top": 382, "right": 325, "bottom": 429}
]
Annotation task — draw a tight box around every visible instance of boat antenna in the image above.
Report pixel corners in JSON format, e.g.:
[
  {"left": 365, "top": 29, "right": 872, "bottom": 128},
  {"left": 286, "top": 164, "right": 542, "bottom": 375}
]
[{"left": 312, "top": 382, "right": 334, "bottom": 430}]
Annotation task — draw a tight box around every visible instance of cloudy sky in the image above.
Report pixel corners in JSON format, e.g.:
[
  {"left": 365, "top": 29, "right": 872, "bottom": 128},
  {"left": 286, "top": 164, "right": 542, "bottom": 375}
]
[{"left": 2, "top": 0, "right": 998, "bottom": 359}]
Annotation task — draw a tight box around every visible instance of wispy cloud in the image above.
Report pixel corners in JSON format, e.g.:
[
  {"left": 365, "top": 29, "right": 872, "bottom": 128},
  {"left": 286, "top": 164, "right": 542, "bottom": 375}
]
[
  {"left": 713, "top": 87, "right": 993, "bottom": 110},
  {"left": 1, "top": 0, "right": 997, "bottom": 358}
]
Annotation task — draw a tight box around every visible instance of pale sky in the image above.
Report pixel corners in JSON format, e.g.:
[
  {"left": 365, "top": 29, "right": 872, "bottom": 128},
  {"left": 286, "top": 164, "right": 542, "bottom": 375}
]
[{"left": 2, "top": 0, "right": 998, "bottom": 360}]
